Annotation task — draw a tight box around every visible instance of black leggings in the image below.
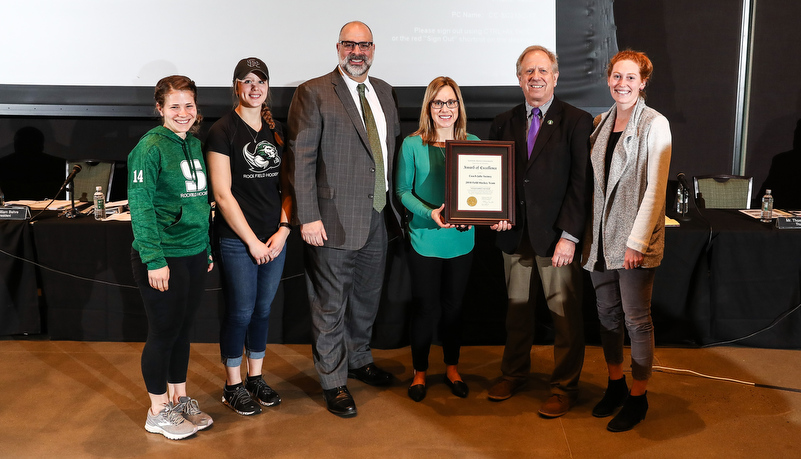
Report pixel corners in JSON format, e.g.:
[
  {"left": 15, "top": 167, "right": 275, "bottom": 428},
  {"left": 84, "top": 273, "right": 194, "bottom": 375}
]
[
  {"left": 407, "top": 247, "right": 473, "bottom": 372},
  {"left": 132, "top": 249, "right": 207, "bottom": 395}
]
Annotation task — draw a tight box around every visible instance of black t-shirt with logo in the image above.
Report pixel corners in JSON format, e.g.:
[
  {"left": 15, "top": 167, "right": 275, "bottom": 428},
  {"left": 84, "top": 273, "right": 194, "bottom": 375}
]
[{"left": 205, "top": 110, "right": 284, "bottom": 240}]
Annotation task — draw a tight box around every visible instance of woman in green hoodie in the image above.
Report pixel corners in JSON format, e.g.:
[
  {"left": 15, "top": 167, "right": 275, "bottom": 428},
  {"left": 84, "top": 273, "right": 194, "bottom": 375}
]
[{"left": 129, "top": 75, "right": 214, "bottom": 440}]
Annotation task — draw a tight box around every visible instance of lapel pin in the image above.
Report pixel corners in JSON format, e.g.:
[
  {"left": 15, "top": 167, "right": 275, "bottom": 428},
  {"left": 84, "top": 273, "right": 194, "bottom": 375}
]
[{"left": 547, "top": 120, "right": 553, "bottom": 125}]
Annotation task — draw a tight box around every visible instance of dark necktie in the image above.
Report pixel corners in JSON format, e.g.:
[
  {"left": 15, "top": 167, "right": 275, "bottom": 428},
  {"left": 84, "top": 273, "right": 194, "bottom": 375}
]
[
  {"left": 527, "top": 107, "right": 541, "bottom": 158},
  {"left": 357, "top": 83, "right": 386, "bottom": 212}
]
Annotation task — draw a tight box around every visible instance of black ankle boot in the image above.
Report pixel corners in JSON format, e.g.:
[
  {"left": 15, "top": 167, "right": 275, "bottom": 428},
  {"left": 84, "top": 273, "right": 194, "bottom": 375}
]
[
  {"left": 592, "top": 376, "right": 628, "bottom": 418},
  {"left": 607, "top": 391, "right": 648, "bottom": 432}
]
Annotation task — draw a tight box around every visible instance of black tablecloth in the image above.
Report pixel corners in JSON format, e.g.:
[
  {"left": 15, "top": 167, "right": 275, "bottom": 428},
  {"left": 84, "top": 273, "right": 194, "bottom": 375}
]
[
  {"left": 28, "top": 214, "right": 409, "bottom": 346},
  {"left": 648, "top": 208, "right": 801, "bottom": 347},
  {"left": 29, "top": 214, "right": 308, "bottom": 343},
  {"left": 5, "top": 209, "right": 801, "bottom": 348},
  {"left": 0, "top": 218, "right": 40, "bottom": 335},
  {"left": 698, "top": 210, "right": 801, "bottom": 347}
]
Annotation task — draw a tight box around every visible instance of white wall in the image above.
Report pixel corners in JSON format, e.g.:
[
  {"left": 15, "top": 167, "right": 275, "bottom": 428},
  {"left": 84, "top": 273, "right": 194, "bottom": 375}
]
[{"left": 0, "top": 0, "right": 555, "bottom": 88}]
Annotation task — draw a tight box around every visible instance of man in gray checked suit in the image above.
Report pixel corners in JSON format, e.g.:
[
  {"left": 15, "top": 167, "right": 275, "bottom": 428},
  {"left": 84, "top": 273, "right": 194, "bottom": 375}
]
[{"left": 287, "top": 21, "right": 401, "bottom": 418}]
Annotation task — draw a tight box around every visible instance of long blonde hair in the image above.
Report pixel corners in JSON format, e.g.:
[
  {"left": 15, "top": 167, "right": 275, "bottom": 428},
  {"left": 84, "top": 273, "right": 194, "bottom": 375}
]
[{"left": 412, "top": 76, "right": 468, "bottom": 145}]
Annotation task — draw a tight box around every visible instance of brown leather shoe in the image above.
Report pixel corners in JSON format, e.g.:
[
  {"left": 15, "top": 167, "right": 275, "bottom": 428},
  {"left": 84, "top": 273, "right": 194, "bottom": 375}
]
[
  {"left": 487, "top": 378, "right": 524, "bottom": 401},
  {"left": 538, "top": 394, "right": 572, "bottom": 418}
]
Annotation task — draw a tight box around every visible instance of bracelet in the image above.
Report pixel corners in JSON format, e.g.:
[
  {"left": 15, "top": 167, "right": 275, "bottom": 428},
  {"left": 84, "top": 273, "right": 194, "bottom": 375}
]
[{"left": 278, "top": 222, "right": 291, "bottom": 231}]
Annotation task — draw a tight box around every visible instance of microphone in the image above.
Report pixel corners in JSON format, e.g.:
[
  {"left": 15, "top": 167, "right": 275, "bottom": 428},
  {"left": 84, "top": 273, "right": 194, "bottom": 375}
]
[
  {"left": 675, "top": 172, "right": 693, "bottom": 219},
  {"left": 677, "top": 172, "right": 691, "bottom": 192},
  {"left": 57, "top": 164, "right": 83, "bottom": 196}
]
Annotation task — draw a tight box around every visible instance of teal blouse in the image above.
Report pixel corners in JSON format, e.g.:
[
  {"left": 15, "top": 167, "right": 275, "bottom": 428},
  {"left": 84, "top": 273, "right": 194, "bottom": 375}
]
[{"left": 395, "top": 134, "right": 479, "bottom": 258}]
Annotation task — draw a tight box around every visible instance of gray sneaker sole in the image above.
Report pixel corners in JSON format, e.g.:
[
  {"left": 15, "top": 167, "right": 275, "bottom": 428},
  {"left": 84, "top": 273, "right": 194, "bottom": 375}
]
[
  {"left": 144, "top": 422, "right": 197, "bottom": 440},
  {"left": 184, "top": 414, "right": 213, "bottom": 430}
]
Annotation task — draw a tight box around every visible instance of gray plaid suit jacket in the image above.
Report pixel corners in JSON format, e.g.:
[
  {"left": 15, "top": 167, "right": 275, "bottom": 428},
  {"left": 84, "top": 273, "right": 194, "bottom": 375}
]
[{"left": 288, "top": 67, "right": 401, "bottom": 250}]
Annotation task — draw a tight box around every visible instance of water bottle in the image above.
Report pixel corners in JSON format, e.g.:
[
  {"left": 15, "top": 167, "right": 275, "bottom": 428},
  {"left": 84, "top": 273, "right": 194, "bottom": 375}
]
[
  {"left": 760, "top": 189, "right": 773, "bottom": 222},
  {"left": 676, "top": 184, "right": 688, "bottom": 214},
  {"left": 93, "top": 186, "right": 105, "bottom": 220}
]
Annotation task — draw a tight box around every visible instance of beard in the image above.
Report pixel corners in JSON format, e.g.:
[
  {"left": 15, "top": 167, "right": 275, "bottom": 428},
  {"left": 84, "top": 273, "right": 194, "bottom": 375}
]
[{"left": 339, "top": 52, "right": 372, "bottom": 78}]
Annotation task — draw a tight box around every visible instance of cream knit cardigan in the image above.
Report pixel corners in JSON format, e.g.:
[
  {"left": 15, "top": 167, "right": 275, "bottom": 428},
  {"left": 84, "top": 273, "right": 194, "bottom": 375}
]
[{"left": 582, "top": 97, "right": 672, "bottom": 270}]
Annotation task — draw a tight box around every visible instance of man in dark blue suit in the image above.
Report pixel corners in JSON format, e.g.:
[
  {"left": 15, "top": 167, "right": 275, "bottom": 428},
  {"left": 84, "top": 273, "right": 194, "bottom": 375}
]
[{"left": 487, "top": 46, "right": 592, "bottom": 418}]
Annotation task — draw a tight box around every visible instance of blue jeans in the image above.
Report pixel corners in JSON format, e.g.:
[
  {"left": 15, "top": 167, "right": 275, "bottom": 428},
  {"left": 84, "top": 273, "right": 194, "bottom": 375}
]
[{"left": 217, "top": 237, "right": 286, "bottom": 367}]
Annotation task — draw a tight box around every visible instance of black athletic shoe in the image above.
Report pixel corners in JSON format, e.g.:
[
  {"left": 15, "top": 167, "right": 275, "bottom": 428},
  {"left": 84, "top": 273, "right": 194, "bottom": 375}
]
[
  {"left": 222, "top": 383, "right": 262, "bottom": 416},
  {"left": 245, "top": 376, "right": 282, "bottom": 407}
]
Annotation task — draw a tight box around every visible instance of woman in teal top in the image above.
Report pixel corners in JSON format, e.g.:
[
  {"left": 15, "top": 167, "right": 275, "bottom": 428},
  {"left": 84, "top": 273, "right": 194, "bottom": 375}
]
[{"left": 396, "top": 76, "right": 478, "bottom": 402}]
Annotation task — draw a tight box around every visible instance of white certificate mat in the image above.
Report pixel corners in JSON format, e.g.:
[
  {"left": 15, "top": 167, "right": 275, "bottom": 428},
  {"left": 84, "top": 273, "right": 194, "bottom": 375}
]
[
  {"left": 443, "top": 139, "right": 514, "bottom": 225},
  {"left": 457, "top": 155, "right": 503, "bottom": 212}
]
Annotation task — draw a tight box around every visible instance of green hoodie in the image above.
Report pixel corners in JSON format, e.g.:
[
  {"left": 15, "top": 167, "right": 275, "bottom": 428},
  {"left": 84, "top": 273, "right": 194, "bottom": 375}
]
[{"left": 128, "top": 125, "right": 211, "bottom": 270}]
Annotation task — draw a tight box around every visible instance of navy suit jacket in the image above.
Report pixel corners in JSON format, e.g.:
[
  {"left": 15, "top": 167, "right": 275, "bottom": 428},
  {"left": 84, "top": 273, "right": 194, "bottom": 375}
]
[{"left": 489, "top": 96, "right": 593, "bottom": 257}]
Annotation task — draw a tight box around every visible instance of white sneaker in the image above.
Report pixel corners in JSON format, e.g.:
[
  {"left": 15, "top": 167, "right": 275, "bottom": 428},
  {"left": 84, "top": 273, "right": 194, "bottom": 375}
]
[
  {"left": 144, "top": 403, "right": 198, "bottom": 440},
  {"left": 175, "top": 396, "right": 213, "bottom": 430}
]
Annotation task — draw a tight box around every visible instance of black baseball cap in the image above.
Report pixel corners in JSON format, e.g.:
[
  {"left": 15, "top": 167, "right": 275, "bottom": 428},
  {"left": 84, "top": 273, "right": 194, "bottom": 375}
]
[{"left": 233, "top": 57, "right": 269, "bottom": 81}]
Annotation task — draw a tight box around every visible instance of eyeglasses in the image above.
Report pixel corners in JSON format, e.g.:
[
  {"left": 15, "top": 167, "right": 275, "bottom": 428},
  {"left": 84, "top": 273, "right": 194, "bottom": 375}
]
[
  {"left": 339, "top": 41, "right": 373, "bottom": 51},
  {"left": 431, "top": 99, "right": 459, "bottom": 109}
]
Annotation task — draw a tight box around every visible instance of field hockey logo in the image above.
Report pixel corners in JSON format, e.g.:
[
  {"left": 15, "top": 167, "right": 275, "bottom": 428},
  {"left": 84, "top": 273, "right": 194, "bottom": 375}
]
[{"left": 243, "top": 141, "right": 280, "bottom": 173}]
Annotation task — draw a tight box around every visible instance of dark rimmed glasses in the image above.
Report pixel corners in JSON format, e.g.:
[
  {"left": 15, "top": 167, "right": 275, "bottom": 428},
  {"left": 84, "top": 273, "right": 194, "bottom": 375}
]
[
  {"left": 339, "top": 41, "right": 373, "bottom": 51},
  {"left": 431, "top": 99, "right": 459, "bottom": 109}
]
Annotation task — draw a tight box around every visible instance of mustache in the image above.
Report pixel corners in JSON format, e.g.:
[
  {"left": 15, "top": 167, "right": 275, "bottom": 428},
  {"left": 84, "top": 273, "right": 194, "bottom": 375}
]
[{"left": 346, "top": 52, "right": 368, "bottom": 61}]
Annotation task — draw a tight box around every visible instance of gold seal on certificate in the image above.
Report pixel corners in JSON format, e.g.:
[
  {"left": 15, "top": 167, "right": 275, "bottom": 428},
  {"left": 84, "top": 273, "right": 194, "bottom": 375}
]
[{"left": 443, "top": 140, "right": 515, "bottom": 225}]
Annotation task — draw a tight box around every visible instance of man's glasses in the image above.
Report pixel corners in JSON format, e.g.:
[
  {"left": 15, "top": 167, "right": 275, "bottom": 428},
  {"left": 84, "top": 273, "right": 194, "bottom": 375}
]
[
  {"left": 339, "top": 41, "right": 373, "bottom": 51},
  {"left": 431, "top": 99, "right": 459, "bottom": 109}
]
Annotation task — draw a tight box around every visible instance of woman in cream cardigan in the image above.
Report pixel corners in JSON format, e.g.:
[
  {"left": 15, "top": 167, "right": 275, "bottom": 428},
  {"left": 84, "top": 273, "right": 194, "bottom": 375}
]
[{"left": 582, "top": 50, "right": 671, "bottom": 432}]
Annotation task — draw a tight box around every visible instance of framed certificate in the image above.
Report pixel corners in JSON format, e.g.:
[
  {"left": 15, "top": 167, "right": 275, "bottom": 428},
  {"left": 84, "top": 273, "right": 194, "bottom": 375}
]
[{"left": 443, "top": 140, "right": 515, "bottom": 225}]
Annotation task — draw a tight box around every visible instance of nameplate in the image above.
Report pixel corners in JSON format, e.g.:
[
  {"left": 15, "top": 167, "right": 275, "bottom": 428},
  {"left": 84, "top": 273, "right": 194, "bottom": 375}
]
[
  {"left": 0, "top": 206, "right": 32, "bottom": 220},
  {"left": 776, "top": 217, "right": 801, "bottom": 229}
]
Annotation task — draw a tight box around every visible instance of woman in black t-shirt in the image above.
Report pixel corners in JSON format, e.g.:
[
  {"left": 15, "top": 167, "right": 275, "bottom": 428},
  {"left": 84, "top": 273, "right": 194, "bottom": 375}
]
[{"left": 206, "top": 57, "right": 292, "bottom": 416}]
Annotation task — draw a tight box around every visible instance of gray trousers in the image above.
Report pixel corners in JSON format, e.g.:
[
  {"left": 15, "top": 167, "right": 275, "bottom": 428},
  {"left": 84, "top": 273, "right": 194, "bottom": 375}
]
[
  {"left": 501, "top": 251, "right": 585, "bottom": 396},
  {"left": 305, "top": 210, "right": 387, "bottom": 389},
  {"left": 590, "top": 266, "right": 656, "bottom": 381}
]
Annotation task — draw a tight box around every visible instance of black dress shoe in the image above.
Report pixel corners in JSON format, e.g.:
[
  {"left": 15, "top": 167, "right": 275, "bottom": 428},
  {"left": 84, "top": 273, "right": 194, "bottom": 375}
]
[
  {"left": 444, "top": 376, "right": 469, "bottom": 398},
  {"left": 347, "top": 363, "right": 393, "bottom": 386},
  {"left": 322, "top": 386, "right": 357, "bottom": 418},
  {"left": 408, "top": 384, "right": 427, "bottom": 402}
]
